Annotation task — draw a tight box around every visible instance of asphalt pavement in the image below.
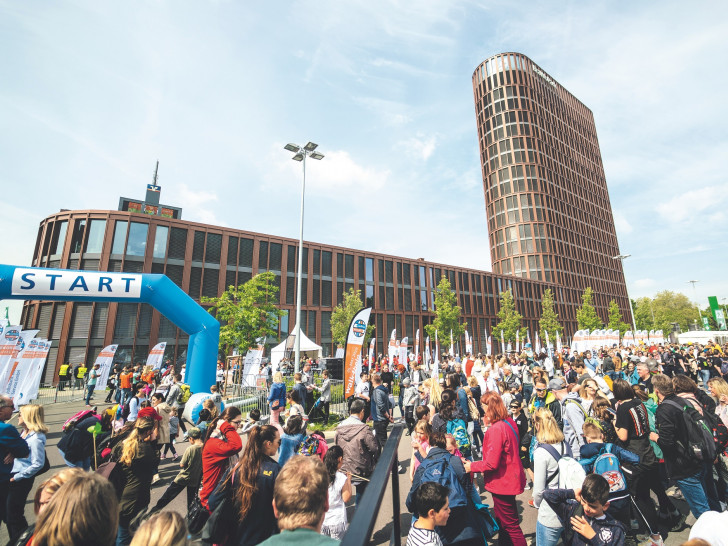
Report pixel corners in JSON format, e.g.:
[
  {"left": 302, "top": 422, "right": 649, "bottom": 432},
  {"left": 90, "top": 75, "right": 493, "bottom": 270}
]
[{"left": 1, "top": 399, "right": 697, "bottom": 545}]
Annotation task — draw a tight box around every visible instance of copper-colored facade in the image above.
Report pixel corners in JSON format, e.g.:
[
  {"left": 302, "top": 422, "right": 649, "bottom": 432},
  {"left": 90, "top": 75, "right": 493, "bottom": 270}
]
[
  {"left": 23, "top": 210, "right": 572, "bottom": 383},
  {"left": 472, "top": 52, "right": 630, "bottom": 320}
]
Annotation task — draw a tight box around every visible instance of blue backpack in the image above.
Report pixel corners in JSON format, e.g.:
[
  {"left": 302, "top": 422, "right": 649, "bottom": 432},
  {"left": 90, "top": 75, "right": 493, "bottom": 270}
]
[
  {"left": 593, "top": 444, "right": 629, "bottom": 501},
  {"left": 416, "top": 453, "right": 468, "bottom": 509},
  {"left": 446, "top": 418, "right": 472, "bottom": 457}
]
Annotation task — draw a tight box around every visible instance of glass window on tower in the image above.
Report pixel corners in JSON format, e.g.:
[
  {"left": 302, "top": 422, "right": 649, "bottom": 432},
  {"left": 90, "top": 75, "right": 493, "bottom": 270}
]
[
  {"left": 84, "top": 220, "right": 106, "bottom": 254},
  {"left": 111, "top": 221, "right": 128, "bottom": 255},
  {"left": 153, "top": 226, "right": 169, "bottom": 259},
  {"left": 126, "top": 222, "right": 149, "bottom": 257}
]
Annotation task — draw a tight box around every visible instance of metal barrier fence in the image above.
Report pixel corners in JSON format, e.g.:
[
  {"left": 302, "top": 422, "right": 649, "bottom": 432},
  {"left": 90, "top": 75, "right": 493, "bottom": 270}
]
[
  {"left": 341, "top": 423, "right": 404, "bottom": 546},
  {"left": 31, "top": 380, "right": 90, "bottom": 405},
  {"left": 224, "top": 377, "right": 347, "bottom": 425}
]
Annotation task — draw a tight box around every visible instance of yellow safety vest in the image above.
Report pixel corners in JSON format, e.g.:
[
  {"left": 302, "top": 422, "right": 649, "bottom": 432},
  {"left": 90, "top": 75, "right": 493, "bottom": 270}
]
[
  {"left": 59, "top": 364, "right": 70, "bottom": 377},
  {"left": 77, "top": 366, "right": 88, "bottom": 378}
]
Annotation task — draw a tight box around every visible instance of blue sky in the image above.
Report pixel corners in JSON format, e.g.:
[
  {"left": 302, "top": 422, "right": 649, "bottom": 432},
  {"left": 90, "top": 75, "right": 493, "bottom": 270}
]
[{"left": 1, "top": 1, "right": 727, "bottom": 323}]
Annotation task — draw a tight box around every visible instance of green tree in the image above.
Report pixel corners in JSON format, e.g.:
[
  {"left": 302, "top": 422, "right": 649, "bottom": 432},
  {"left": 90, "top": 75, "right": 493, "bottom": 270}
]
[
  {"left": 494, "top": 289, "right": 526, "bottom": 343},
  {"left": 201, "top": 271, "right": 284, "bottom": 356},
  {"left": 576, "top": 287, "right": 603, "bottom": 331},
  {"left": 633, "top": 297, "right": 654, "bottom": 330},
  {"left": 647, "top": 291, "right": 699, "bottom": 334},
  {"left": 424, "top": 276, "right": 466, "bottom": 350},
  {"left": 538, "top": 288, "right": 563, "bottom": 342},
  {"left": 607, "top": 299, "right": 630, "bottom": 335},
  {"left": 330, "top": 287, "right": 376, "bottom": 347}
]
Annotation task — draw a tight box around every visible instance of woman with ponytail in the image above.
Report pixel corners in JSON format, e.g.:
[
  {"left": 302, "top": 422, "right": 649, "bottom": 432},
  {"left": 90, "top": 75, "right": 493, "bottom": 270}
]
[
  {"left": 113, "top": 417, "right": 157, "bottom": 546},
  {"left": 228, "top": 424, "right": 281, "bottom": 545}
]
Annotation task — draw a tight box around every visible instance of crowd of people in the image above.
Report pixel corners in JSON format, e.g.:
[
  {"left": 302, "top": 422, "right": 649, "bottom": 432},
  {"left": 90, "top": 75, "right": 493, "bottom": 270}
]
[{"left": 1, "top": 341, "right": 728, "bottom": 545}]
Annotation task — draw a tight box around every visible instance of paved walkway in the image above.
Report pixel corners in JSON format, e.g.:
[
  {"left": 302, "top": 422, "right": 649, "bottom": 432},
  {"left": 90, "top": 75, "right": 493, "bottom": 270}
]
[{"left": 2, "top": 399, "right": 697, "bottom": 545}]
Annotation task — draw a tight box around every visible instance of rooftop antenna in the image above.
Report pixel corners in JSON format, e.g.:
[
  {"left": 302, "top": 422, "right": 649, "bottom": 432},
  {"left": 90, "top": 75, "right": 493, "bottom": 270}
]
[{"left": 152, "top": 160, "right": 159, "bottom": 185}]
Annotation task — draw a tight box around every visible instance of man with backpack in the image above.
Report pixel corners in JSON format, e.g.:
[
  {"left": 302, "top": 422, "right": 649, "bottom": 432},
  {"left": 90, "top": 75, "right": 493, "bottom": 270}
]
[
  {"left": 407, "top": 430, "right": 483, "bottom": 546},
  {"left": 166, "top": 373, "right": 188, "bottom": 435},
  {"left": 651, "top": 374, "right": 711, "bottom": 519},
  {"left": 549, "top": 377, "right": 586, "bottom": 459}
]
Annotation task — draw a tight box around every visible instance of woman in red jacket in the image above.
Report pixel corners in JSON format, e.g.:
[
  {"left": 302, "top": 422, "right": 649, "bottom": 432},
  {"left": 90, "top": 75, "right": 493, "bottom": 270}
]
[
  {"left": 464, "top": 391, "right": 526, "bottom": 546},
  {"left": 200, "top": 407, "right": 243, "bottom": 509}
]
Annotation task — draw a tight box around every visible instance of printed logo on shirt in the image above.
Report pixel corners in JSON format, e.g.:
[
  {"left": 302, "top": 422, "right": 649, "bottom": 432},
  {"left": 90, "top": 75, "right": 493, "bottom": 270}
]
[
  {"left": 263, "top": 470, "right": 273, "bottom": 476},
  {"left": 598, "top": 528, "right": 613, "bottom": 543}
]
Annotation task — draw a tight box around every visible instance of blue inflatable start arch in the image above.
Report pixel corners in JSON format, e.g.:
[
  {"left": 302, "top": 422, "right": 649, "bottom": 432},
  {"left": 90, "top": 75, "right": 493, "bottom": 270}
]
[{"left": 0, "top": 264, "right": 219, "bottom": 395}]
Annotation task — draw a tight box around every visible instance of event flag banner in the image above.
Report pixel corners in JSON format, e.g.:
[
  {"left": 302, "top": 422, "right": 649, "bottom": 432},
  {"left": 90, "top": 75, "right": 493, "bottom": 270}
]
[
  {"left": 388, "top": 330, "right": 397, "bottom": 364},
  {"left": 0, "top": 326, "right": 22, "bottom": 390},
  {"left": 434, "top": 330, "right": 439, "bottom": 369},
  {"left": 242, "top": 339, "right": 265, "bottom": 387},
  {"left": 0, "top": 329, "right": 38, "bottom": 393},
  {"left": 146, "top": 342, "right": 167, "bottom": 370},
  {"left": 556, "top": 331, "right": 562, "bottom": 353},
  {"left": 399, "top": 337, "right": 408, "bottom": 368},
  {"left": 415, "top": 329, "right": 420, "bottom": 361},
  {"left": 368, "top": 338, "right": 375, "bottom": 366},
  {"left": 465, "top": 330, "right": 473, "bottom": 355},
  {"left": 516, "top": 330, "right": 520, "bottom": 353},
  {"left": 535, "top": 331, "right": 540, "bottom": 353},
  {"left": 425, "top": 336, "right": 431, "bottom": 368},
  {"left": 343, "top": 307, "right": 372, "bottom": 399},
  {"left": 449, "top": 330, "right": 454, "bottom": 356},
  {"left": 500, "top": 330, "right": 505, "bottom": 353},
  {"left": 94, "top": 345, "right": 119, "bottom": 390},
  {"left": 14, "top": 339, "right": 51, "bottom": 408},
  {"left": 4, "top": 337, "right": 41, "bottom": 400}
]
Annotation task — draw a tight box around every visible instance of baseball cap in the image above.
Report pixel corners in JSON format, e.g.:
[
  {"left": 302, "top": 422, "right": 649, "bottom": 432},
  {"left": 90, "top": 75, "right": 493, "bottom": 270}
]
[
  {"left": 137, "top": 407, "right": 162, "bottom": 421},
  {"left": 548, "top": 377, "right": 567, "bottom": 391}
]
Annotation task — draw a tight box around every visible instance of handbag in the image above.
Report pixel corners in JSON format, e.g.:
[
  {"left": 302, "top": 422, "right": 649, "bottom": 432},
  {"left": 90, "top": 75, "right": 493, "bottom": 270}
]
[
  {"left": 186, "top": 494, "right": 210, "bottom": 535},
  {"left": 37, "top": 449, "right": 51, "bottom": 476},
  {"left": 201, "top": 462, "right": 239, "bottom": 543},
  {"left": 473, "top": 501, "right": 499, "bottom": 539}
]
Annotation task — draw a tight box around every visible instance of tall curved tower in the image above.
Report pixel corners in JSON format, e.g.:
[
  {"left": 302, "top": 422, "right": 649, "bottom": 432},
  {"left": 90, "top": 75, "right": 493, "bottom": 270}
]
[{"left": 472, "top": 52, "right": 630, "bottom": 320}]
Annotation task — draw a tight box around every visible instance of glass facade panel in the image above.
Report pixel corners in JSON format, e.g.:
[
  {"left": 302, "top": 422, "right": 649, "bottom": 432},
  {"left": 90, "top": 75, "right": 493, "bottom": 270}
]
[
  {"left": 153, "top": 226, "right": 169, "bottom": 259},
  {"left": 111, "top": 221, "right": 128, "bottom": 254},
  {"left": 126, "top": 222, "right": 148, "bottom": 256},
  {"left": 85, "top": 220, "right": 106, "bottom": 253}
]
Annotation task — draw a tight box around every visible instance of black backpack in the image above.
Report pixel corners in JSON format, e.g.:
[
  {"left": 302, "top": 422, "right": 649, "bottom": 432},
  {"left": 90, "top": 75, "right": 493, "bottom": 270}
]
[{"left": 663, "top": 399, "right": 716, "bottom": 462}]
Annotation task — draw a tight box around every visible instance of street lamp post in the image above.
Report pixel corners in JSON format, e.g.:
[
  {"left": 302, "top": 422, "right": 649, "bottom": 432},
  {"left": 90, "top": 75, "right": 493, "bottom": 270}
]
[
  {"left": 613, "top": 254, "right": 638, "bottom": 335},
  {"left": 284, "top": 142, "right": 325, "bottom": 374},
  {"left": 687, "top": 280, "right": 703, "bottom": 327}
]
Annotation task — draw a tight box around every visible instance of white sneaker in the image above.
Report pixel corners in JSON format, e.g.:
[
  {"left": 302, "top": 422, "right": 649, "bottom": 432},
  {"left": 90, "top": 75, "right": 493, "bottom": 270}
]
[{"left": 637, "top": 535, "right": 663, "bottom": 546}]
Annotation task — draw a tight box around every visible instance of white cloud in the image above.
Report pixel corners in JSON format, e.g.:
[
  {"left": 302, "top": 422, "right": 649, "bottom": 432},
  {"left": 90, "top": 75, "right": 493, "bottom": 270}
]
[
  {"left": 656, "top": 185, "right": 728, "bottom": 223},
  {"left": 613, "top": 212, "right": 633, "bottom": 235},
  {"left": 176, "top": 185, "right": 223, "bottom": 226},
  {"left": 634, "top": 278, "right": 655, "bottom": 288},
  {"left": 396, "top": 134, "right": 438, "bottom": 161}
]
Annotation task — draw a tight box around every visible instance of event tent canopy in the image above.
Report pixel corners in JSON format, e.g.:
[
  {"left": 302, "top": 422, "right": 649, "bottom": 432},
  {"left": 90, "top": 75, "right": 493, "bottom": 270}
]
[{"left": 270, "top": 326, "right": 322, "bottom": 371}]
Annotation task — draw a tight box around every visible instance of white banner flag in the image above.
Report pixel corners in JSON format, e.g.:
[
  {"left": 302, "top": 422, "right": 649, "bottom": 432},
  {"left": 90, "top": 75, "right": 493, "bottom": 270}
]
[
  {"left": 0, "top": 326, "right": 23, "bottom": 391},
  {"left": 399, "top": 337, "right": 408, "bottom": 369},
  {"left": 15, "top": 339, "right": 51, "bottom": 407},
  {"left": 388, "top": 330, "right": 397, "bottom": 364},
  {"left": 415, "top": 329, "right": 420, "bottom": 361},
  {"left": 4, "top": 337, "right": 41, "bottom": 400},
  {"left": 368, "top": 338, "right": 375, "bottom": 366},
  {"left": 146, "top": 342, "right": 167, "bottom": 370},
  {"left": 242, "top": 339, "right": 265, "bottom": 387},
  {"left": 94, "top": 344, "right": 119, "bottom": 390},
  {"left": 425, "top": 336, "right": 432, "bottom": 368},
  {"left": 449, "top": 330, "right": 454, "bottom": 356},
  {"left": 0, "top": 329, "right": 38, "bottom": 393}
]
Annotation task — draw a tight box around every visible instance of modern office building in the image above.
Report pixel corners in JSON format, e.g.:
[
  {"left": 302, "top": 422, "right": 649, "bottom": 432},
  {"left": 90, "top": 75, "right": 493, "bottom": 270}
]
[
  {"left": 472, "top": 52, "right": 631, "bottom": 319},
  {"left": 20, "top": 52, "right": 630, "bottom": 383}
]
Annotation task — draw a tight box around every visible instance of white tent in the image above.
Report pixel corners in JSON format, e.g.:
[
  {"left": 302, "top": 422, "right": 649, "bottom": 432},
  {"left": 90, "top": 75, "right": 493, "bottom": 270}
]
[{"left": 271, "top": 326, "right": 322, "bottom": 372}]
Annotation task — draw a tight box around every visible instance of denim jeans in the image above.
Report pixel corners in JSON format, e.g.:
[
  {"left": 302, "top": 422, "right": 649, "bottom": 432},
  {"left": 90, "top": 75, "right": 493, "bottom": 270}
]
[
  {"left": 675, "top": 471, "right": 711, "bottom": 519},
  {"left": 85, "top": 384, "right": 95, "bottom": 405},
  {"left": 536, "top": 521, "right": 562, "bottom": 546},
  {"left": 699, "top": 369, "right": 711, "bottom": 390},
  {"left": 58, "top": 449, "right": 91, "bottom": 471}
]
